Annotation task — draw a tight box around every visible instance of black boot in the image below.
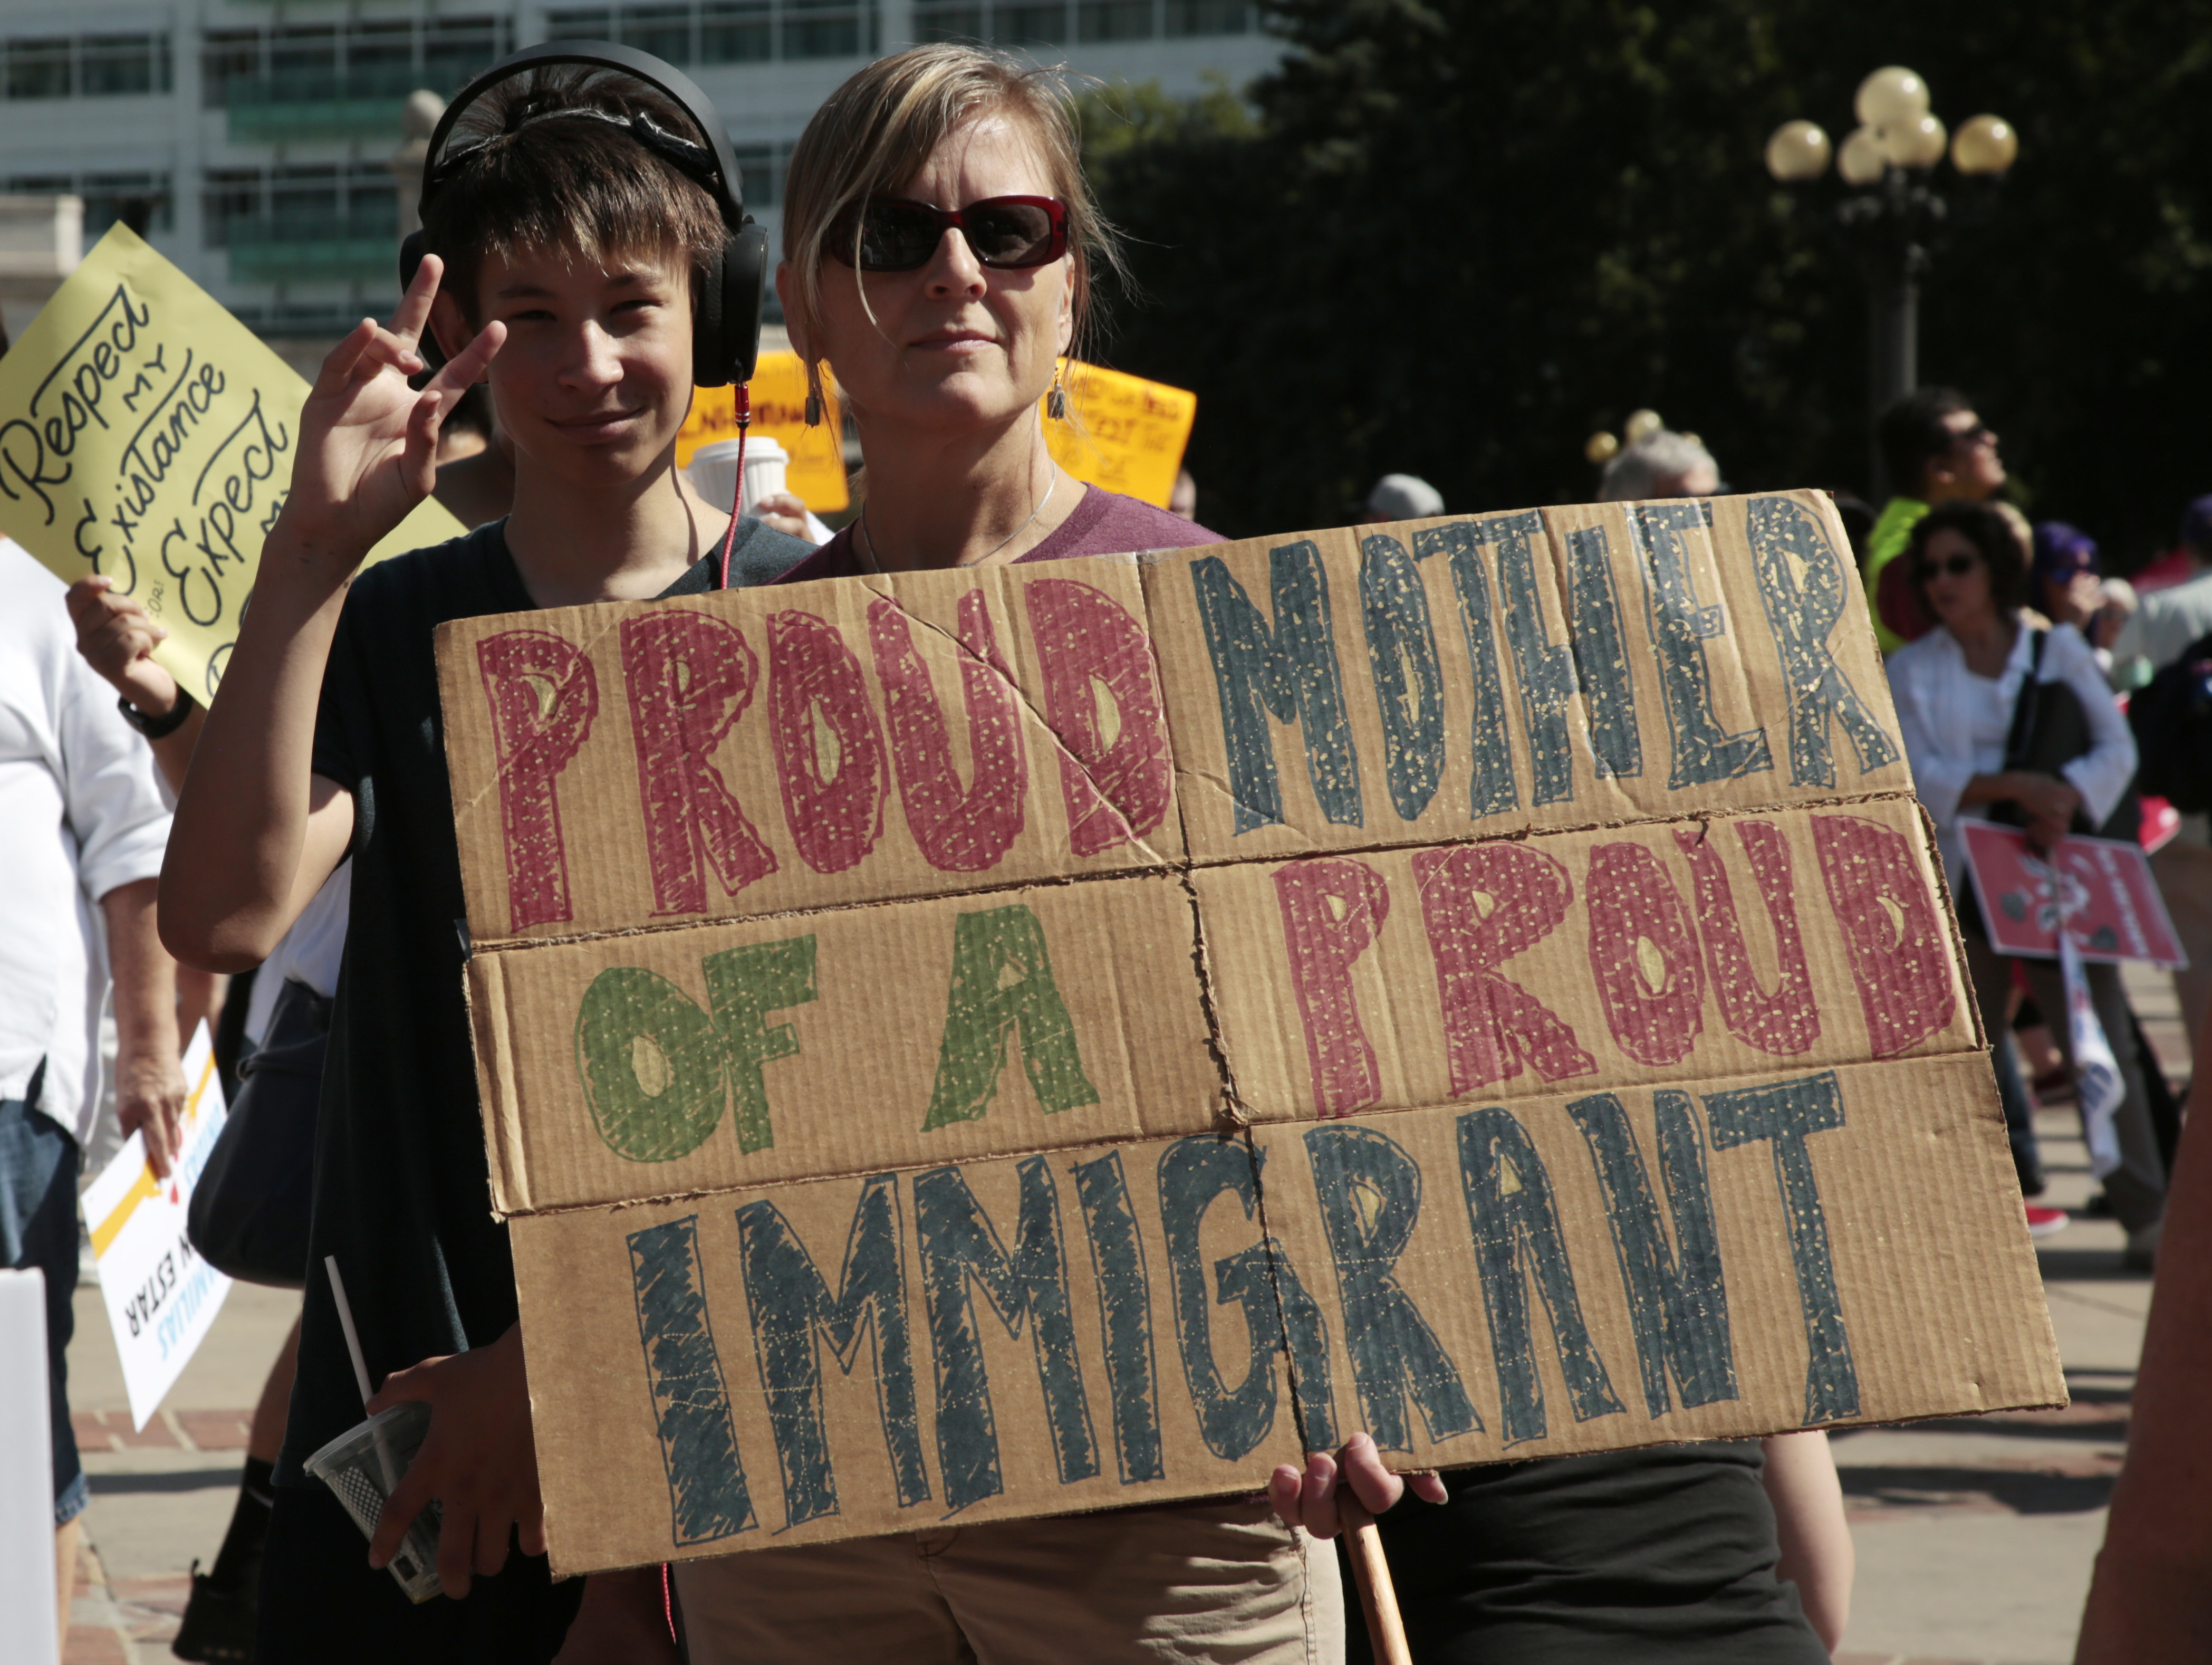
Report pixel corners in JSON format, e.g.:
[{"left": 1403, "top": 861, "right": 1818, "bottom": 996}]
[{"left": 172, "top": 1457, "right": 273, "bottom": 1662}]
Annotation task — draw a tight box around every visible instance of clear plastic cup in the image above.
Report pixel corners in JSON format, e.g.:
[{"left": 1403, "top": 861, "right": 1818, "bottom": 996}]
[{"left": 303, "top": 1401, "right": 445, "bottom": 1603}]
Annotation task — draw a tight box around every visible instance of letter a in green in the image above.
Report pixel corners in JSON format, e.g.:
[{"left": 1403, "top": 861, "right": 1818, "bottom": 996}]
[{"left": 924, "top": 905, "right": 1099, "bottom": 1130}]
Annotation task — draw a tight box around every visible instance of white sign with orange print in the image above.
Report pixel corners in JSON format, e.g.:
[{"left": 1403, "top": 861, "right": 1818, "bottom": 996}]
[{"left": 80, "top": 1022, "right": 231, "bottom": 1429}]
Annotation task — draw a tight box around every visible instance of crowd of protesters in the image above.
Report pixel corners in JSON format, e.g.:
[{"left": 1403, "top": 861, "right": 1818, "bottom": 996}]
[{"left": 8, "top": 32, "right": 2212, "bottom": 1665}]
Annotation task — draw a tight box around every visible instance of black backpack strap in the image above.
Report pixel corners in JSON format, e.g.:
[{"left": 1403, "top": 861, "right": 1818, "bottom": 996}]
[{"left": 2003, "top": 627, "right": 2050, "bottom": 771}]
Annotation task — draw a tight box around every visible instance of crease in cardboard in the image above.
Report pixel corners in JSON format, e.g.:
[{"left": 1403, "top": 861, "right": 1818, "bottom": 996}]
[{"left": 868, "top": 583, "right": 1175, "bottom": 873}]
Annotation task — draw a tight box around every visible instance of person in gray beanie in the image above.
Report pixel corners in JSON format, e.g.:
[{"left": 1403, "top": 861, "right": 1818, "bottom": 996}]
[{"left": 1364, "top": 473, "right": 1445, "bottom": 521}]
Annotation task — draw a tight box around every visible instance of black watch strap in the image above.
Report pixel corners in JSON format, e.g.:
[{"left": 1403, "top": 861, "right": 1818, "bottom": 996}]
[{"left": 118, "top": 686, "right": 195, "bottom": 740}]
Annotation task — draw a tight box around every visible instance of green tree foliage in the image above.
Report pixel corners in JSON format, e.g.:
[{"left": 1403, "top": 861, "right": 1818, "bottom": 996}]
[{"left": 1084, "top": 1, "right": 2212, "bottom": 560}]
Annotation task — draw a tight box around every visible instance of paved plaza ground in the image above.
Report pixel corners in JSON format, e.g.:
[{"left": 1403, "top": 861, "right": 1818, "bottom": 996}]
[{"left": 56, "top": 963, "right": 2185, "bottom": 1663}]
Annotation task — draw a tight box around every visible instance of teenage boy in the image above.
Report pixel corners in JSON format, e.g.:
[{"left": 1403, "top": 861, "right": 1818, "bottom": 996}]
[{"left": 160, "top": 69, "right": 811, "bottom": 1662}]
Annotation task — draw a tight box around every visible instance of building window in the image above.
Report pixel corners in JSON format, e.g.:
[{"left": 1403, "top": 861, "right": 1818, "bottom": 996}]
[
  {"left": 993, "top": 4, "right": 1069, "bottom": 44},
  {"left": 201, "top": 17, "right": 514, "bottom": 110},
  {"left": 784, "top": 0, "right": 867, "bottom": 58},
  {"left": 623, "top": 3, "right": 695, "bottom": 64},
  {"left": 700, "top": 3, "right": 772, "bottom": 63},
  {"left": 1163, "top": 1, "right": 1248, "bottom": 35},
  {"left": 8, "top": 172, "right": 173, "bottom": 236},
  {"left": 915, "top": 0, "right": 1249, "bottom": 40},
  {"left": 6, "top": 39, "right": 75, "bottom": 100},
  {"left": 913, "top": 3, "right": 987, "bottom": 40},
  {"left": 546, "top": 3, "right": 872, "bottom": 63},
  {"left": 730, "top": 142, "right": 791, "bottom": 210},
  {"left": 1077, "top": 1, "right": 1155, "bottom": 41},
  {"left": 79, "top": 34, "right": 169, "bottom": 97},
  {"left": 201, "top": 31, "right": 259, "bottom": 108}
]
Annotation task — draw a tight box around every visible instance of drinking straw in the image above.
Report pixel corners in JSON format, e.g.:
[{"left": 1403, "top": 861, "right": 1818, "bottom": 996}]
[{"left": 325, "top": 1256, "right": 398, "bottom": 1493}]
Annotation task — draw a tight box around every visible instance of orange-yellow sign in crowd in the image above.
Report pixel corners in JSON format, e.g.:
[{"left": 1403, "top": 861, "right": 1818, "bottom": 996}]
[{"left": 686, "top": 355, "right": 1199, "bottom": 517}]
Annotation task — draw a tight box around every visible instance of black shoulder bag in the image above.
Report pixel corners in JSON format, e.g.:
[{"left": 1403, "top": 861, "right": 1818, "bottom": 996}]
[
  {"left": 1989, "top": 629, "right": 2141, "bottom": 844},
  {"left": 186, "top": 978, "right": 329, "bottom": 1288}
]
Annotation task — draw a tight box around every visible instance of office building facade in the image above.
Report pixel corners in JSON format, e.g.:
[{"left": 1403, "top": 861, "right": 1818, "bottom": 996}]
[{"left": 0, "top": 1, "right": 1279, "bottom": 340}]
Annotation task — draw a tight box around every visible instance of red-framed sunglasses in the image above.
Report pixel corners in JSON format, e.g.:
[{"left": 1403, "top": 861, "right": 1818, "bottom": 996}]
[{"left": 825, "top": 195, "right": 1069, "bottom": 272}]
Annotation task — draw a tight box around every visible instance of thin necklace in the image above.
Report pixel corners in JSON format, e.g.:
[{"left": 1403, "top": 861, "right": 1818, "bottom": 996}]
[{"left": 857, "top": 463, "right": 1059, "bottom": 575}]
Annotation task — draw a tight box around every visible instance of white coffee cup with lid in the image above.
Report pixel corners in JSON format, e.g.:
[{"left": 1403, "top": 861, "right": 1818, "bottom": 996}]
[{"left": 687, "top": 435, "right": 789, "bottom": 516}]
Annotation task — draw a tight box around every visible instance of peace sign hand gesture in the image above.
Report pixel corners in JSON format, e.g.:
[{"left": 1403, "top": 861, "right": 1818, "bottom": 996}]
[{"left": 272, "top": 253, "right": 504, "bottom": 578}]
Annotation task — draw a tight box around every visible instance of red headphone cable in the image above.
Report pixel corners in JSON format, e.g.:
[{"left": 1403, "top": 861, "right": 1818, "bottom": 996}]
[{"left": 717, "top": 380, "right": 751, "bottom": 589}]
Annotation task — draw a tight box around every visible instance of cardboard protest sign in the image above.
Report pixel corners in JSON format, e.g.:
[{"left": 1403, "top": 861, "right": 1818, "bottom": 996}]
[
  {"left": 1044, "top": 360, "right": 1197, "bottom": 510},
  {"left": 677, "top": 350, "right": 850, "bottom": 512},
  {"left": 0, "top": 225, "right": 466, "bottom": 701},
  {"left": 1961, "top": 819, "right": 2186, "bottom": 968},
  {"left": 435, "top": 489, "right": 2062, "bottom": 1575},
  {"left": 79, "top": 1024, "right": 230, "bottom": 1429}
]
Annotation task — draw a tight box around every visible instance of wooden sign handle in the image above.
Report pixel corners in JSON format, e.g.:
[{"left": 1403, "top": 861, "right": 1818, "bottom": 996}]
[{"left": 1338, "top": 1495, "right": 1413, "bottom": 1665}]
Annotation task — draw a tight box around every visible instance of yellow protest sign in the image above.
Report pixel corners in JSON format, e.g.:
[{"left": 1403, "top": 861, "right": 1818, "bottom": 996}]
[
  {"left": 0, "top": 226, "right": 466, "bottom": 701},
  {"left": 677, "top": 350, "right": 849, "bottom": 512},
  {"left": 1043, "top": 359, "right": 1197, "bottom": 509}
]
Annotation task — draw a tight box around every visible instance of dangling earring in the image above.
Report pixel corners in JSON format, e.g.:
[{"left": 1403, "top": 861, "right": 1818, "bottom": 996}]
[{"left": 1046, "top": 365, "right": 1069, "bottom": 422}]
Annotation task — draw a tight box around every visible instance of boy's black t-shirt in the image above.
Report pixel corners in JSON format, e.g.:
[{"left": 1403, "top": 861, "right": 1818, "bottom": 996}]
[{"left": 280, "top": 513, "right": 812, "bottom": 1488}]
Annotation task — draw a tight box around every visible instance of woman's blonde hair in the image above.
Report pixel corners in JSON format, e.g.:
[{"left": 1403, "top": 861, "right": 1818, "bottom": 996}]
[{"left": 781, "top": 44, "right": 1122, "bottom": 409}]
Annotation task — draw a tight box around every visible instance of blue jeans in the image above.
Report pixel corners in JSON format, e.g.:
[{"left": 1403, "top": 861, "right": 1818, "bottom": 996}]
[{"left": 1, "top": 1080, "right": 86, "bottom": 1524}]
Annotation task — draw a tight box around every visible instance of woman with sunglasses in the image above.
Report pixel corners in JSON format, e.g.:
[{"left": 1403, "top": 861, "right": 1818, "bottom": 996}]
[
  {"left": 665, "top": 43, "right": 1334, "bottom": 1665},
  {"left": 1886, "top": 501, "right": 2165, "bottom": 1262}
]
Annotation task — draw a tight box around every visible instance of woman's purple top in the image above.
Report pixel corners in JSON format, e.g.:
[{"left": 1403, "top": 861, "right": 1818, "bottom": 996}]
[{"left": 774, "top": 482, "right": 1225, "bottom": 582}]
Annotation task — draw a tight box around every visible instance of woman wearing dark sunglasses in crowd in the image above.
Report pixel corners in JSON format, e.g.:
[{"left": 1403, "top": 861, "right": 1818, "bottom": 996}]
[
  {"left": 1884, "top": 501, "right": 2165, "bottom": 1264},
  {"left": 766, "top": 46, "right": 1207, "bottom": 583},
  {"left": 665, "top": 43, "right": 1340, "bottom": 1665}
]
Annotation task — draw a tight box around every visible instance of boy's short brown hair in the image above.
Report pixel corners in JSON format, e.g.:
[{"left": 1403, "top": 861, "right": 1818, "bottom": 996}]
[{"left": 421, "top": 66, "right": 728, "bottom": 321}]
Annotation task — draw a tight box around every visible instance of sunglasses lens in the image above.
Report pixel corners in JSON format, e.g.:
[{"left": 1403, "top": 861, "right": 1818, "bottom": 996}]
[
  {"left": 860, "top": 200, "right": 949, "bottom": 269},
  {"left": 965, "top": 200, "right": 1057, "bottom": 266}
]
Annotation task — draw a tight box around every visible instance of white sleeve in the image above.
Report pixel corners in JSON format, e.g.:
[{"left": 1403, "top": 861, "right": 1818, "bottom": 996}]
[
  {"left": 2050, "top": 626, "right": 2137, "bottom": 828},
  {"left": 1887, "top": 649, "right": 1973, "bottom": 834},
  {"left": 54, "top": 647, "right": 171, "bottom": 904}
]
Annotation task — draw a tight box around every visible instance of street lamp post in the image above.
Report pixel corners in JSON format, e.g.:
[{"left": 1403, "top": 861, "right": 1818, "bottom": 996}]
[{"left": 1766, "top": 68, "right": 2018, "bottom": 493}]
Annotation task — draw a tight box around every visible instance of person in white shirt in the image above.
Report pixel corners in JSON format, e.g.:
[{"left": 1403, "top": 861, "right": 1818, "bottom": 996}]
[
  {"left": 67, "top": 567, "right": 352, "bottom": 1662},
  {"left": 0, "top": 541, "right": 182, "bottom": 1650},
  {"left": 2110, "top": 495, "right": 2212, "bottom": 1045},
  {"left": 1886, "top": 502, "right": 2164, "bottom": 1266}
]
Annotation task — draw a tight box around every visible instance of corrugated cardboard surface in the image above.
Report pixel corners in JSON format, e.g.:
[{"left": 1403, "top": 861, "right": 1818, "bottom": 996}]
[
  {"left": 436, "top": 558, "right": 1182, "bottom": 946},
  {"left": 436, "top": 491, "right": 2064, "bottom": 1573}
]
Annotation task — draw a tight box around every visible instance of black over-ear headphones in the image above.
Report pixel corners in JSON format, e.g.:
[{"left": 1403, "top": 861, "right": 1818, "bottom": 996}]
[{"left": 398, "top": 40, "right": 768, "bottom": 387}]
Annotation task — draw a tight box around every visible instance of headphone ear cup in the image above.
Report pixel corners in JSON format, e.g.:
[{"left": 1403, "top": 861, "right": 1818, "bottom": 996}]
[{"left": 724, "top": 223, "right": 770, "bottom": 386}]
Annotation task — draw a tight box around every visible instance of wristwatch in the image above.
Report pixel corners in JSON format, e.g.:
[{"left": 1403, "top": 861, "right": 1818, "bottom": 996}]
[{"left": 117, "top": 687, "right": 196, "bottom": 740}]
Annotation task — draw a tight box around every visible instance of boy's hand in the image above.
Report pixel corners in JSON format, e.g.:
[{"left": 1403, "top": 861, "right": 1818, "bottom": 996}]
[
  {"left": 277, "top": 254, "right": 504, "bottom": 577},
  {"left": 1267, "top": 1432, "right": 1447, "bottom": 1539},
  {"left": 66, "top": 576, "right": 178, "bottom": 716},
  {"left": 367, "top": 1323, "right": 543, "bottom": 1599}
]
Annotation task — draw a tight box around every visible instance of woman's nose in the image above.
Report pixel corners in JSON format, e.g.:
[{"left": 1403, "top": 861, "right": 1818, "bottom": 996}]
[{"left": 924, "top": 227, "right": 987, "bottom": 298}]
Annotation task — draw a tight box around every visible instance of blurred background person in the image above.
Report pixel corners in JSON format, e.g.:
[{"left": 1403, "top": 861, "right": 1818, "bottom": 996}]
[
  {"left": 2113, "top": 496, "right": 2212, "bottom": 684},
  {"left": 1885, "top": 502, "right": 2163, "bottom": 1258},
  {"left": 1868, "top": 389, "right": 2008, "bottom": 652},
  {"left": 2033, "top": 521, "right": 2132, "bottom": 677},
  {"left": 1599, "top": 428, "right": 1720, "bottom": 500},
  {"left": 2112, "top": 495, "right": 2212, "bottom": 1051},
  {"left": 1, "top": 540, "right": 182, "bottom": 1658},
  {"left": 1363, "top": 472, "right": 1443, "bottom": 523},
  {"left": 1169, "top": 467, "right": 1199, "bottom": 521}
]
